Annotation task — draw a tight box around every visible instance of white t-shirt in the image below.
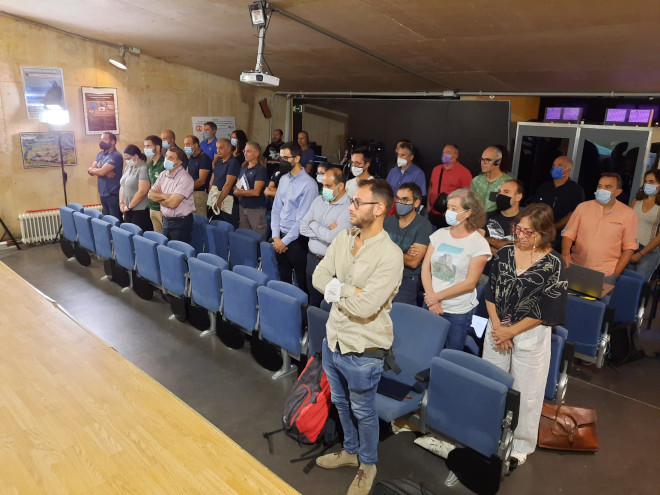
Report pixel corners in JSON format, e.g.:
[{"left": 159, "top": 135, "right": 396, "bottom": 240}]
[
  {"left": 346, "top": 175, "right": 374, "bottom": 198},
  {"left": 428, "top": 228, "right": 491, "bottom": 314}
]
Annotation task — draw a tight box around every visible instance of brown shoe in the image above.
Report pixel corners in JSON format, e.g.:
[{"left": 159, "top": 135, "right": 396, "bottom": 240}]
[
  {"left": 316, "top": 450, "right": 359, "bottom": 469},
  {"left": 347, "top": 464, "right": 377, "bottom": 495}
]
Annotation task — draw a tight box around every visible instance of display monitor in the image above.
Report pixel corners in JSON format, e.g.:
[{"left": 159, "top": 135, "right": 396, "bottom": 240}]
[
  {"left": 544, "top": 107, "right": 562, "bottom": 121},
  {"left": 604, "top": 108, "right": 628, "bottom": 124},
  {"left": 562, "top": 107, "right": 583, "bottom": 123},
  {"left": 628, "top": 109, "right": 653, "bottom": 125}
]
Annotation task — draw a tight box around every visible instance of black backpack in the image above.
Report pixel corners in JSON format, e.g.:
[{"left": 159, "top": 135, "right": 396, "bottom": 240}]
[{"left": 371, "top": 478, "right": 436, "bottom": 495}]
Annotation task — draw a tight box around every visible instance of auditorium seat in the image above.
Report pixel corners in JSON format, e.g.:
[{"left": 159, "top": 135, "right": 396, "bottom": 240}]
[
  {"left": 58, "top": 206, "right": 77, "bottom": 258},
  {"left": 67, "top": 202, "right": 84, "bottom": 213},
  {"left": 545, "top": 326, "right": 573, "bottom": 403},
  {"left": 133, "top": 234, "right": 164, "bottom": 300},
  {"left": 110, "top": 224, "right": 142, "bottom": 289},
  {"left": 191, "top": 213, "right": 208, "bottom": 254},
  {"left": 91, "top": 216, "right": 119, "bottom": 280},
  {"left": 563, "top": 295, "right": 610, "bottom": 368},
  {"left": 144, "top": 231, "right": 168, "bottom": 245},
  {"left": 228, "top": 230, "right": 261, "bottom": 268},
  {"left": 84, "top": 208, "right": 103, "bottom": 219},
  {"left": 189, "top": 253, "right": 228, "bottom": 337},
  {"left": 206, "top": 221, "right": 233, "bottom": 261},
  {"left": 306, "top": 306, "right": 329, "bottom": 357},
  {"left": 157, "top": 241, "right": 195, "bottom": 322},
  {"left": 72, "top": 211, "right": 95, "bottom": 266},
  {"left": 259, "top": 241, "right": 280, "bottom": 281}
]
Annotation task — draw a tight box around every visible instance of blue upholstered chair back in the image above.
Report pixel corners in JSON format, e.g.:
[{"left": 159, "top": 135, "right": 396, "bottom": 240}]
[
  {"left": 259, "top": 241, "right": 280, "bottom": 281},
  {"left": 157, "top": 244, "right": 188, "bottom": 297},
  {"left": 191, "top": 213, "right": 208, "bottom": 254},
  {"left": 610, "top": 274, "right": 643, "bottom": 324},
  {"left": 306, "top": 306, "right": 329, "bottom": 356},
  {"left": 189, "top": 255, "right": 227, "bottom": 313},
  {"left": 59, "top": 206, "right": 77, "bottom": 243},
  {"left": 167, "top": 240, "right": 196, "bottom": 259},
  {"left": 120, "top": 222, "right": 143, "bottom": 236},
  {"left": 111, "top": 226, "right": 136, "bottom": 271},
  {"left": 67, "top": 202, "right": 84, "bottom": 213},
  {"left": 91, "top": 218, "right": 113, "bottom": 259},
  {"left": 143, "top": 231, "right": 168, "bottom": 245},
  {"left": 72, "top": 211, "right": 95, "bottom": 252},
  {"left": 205, "top": 224, "right": 230, "bottom": 261},
  {"left": 257, "top": 283, "right": 307, "bottom": 355},
  {"left": 233, "top": 265, "right": 270, "bottom": 286},
  {"left": 221, "top": 270, "right": 261, "bottom": 331},
  {"left": 228, "top": 231, "right": 259, "bottom": 268},
  {"left": 134, "top": 235, "right": 162, "bottom": 286},
  {"left": 84, "top": 208, "right": 103, "bottom": 219},
  {"left": 563, "top": 295, "right": 606, "bottom": 357},
  {"left": 101, "top": 215, "right": 120, "bottom": 227}
]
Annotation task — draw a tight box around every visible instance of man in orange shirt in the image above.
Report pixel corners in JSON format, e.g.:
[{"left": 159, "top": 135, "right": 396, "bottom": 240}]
[
  {"left": 426, "top": 144, "right": 472, "bottom": 228},
  {"left": 562, "top": 172, "right": 638, "bottom": 284}
]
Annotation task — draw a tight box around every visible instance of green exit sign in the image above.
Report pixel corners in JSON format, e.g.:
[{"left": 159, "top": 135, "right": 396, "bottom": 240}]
[{"left": 293, "top": 104, "right": 303, "bottom": 113}]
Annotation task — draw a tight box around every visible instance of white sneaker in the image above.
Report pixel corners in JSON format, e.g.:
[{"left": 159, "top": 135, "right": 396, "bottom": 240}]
[
  {"left": 414, "top": 433, "right": 456, "bottom": 459},
  {"left": 511, "top": 450, "right": 527, "bottom": 466}
]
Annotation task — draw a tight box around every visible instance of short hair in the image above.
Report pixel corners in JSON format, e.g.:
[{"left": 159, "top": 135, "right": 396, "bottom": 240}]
[
  {"left": 123, "top": 144, "right": 146, "bottom": 162},
  {"left": 600, "top": 172, "right": 622, "bottom": 190},
  {"left": 352, "top": 146, "right": 372, "bottom": 164},
  {"left": 359, "top": 178, "right": 394, "bottom": 212},
  {"left": 398, "top": 142, "right": 415, "bottom": 156},
  {"left": 396, "top": 138, "right": 411, "bottom": 147},
  {"left": 245, "top": 140, "right": 262, "bottom": 153},
  {"left": 280, "top": 141, "right": 302, "bottom": 158},
  {"left": 168, "top": 147, "right": 188, "bottom": 164},
  {"left": 485, "top": 145, "right": 503, "bottom": 160},
  {"left": 445, "top": 144, "right": 460, "bottom": 154},
  {"left": 204, "top": 121, "right": 217, "bottom": 131},
  {"left": 325, "top": 167, "right": 345, "bottom": 185},
  {"left": 145, "top": 135, "right": 162, "bottom": 149},
  {"left": 298, "top": 130, "right": 309, "bottom": 140},
  {"left": 103, "top": 132, "right": 117, "bottom": 144},
  {"left": 447, "top": 189, "right": 486, "bottom": 231},
  {"left": 503, "top": 179, "right": 525, "bottom": 198},
  {"left": 162, "top": 129, "right": 175, "bottom": 140},
  {"left": 397, "top": 182, "right": 422, "bottom": 203},
  {"left": 186, "top": 135, "right": 200, "bottom": 146},
  {"left": 274, "top": 129, "right": 283, "bottom": 136},
  {"left": 513, "top": 203, "right": 556, "bottom": 250},
  {"left": 217, "top": 138, "right": 231, "bottom": 148}
]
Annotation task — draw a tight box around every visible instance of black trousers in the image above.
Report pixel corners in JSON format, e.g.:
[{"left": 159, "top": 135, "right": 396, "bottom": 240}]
[
  {"left": 123, "top": 208, "right": 152, "bottom": 233},
  {"left": 275, "top": 234, "right": 309, "bottom": 292},
  {"left": 306, "top": 252, "right": 325, "bottom": 307},
  {"left": 162, "top": 214, "right": 193, "bottom": 244}
]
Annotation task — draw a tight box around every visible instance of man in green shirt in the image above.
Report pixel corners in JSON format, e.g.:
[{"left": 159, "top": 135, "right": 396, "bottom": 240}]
[
  {"left": 144, "top": 135, "right": 165, "bottom": 232},
  {"left": 470, "top": 145, "right": 513, "bottom": 212}
]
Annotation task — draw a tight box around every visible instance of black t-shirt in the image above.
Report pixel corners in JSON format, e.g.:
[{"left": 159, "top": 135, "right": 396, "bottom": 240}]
[
  {"left": 485, "top": 210, "right": 516, "bottom": 241},
  {"left": 484, "top": 245, "right": 568, "bottom": 325},
  {"left": 264, "top": 142, "right": 282, "bottom": 161},
  {"left": 531, "top": 179, "right": 585, "bottom": 224},
  {"left": 186, "top": 151, "right": 213, "bottom": 191}
]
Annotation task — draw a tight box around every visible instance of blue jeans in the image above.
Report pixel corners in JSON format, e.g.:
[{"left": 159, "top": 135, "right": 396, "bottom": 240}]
[
  {"left": 322, "top": 341, "right": 384, "bottom": 465},
  {"left": 628, "top": 248, "right": 660, "bottom": 282},
  {"left": 101, "top": 194, "right": 122, "bottom": 221},
  {"left": 443, "top": 308, "right": 475, "bottom": 351},
  {"left": 393, "top": 276, "right": 420, "bottom": 306}
]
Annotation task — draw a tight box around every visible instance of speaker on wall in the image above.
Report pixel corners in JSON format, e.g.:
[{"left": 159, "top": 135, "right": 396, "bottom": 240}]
[{"left": 259, "top": 99, "right": 272, "bottom": 119}]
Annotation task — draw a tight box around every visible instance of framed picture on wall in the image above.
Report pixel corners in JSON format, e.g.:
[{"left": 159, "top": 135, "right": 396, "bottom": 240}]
[
  {"left": 81, "top": 87, "right": 119, "bottom": 135},
  {"left": 21, "top": 66, "right": 66, "bottom": 119},
  {"left": 19, "top": 132, "right": 77, "bottom": 169}
]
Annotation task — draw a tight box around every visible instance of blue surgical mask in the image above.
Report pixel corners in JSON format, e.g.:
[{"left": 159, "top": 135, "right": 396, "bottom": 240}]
[
  {"left": 316, "top": 174, "right": 324, "bottom": 184},
  {"left": 162, "top": 141, "right": 170, "bottom": 150},
  {"left": 203, "top": 132, "right": 211, "bottom": 140},
  {"left": 231, "top": 137, "right": 238, "bottom": 147},
  {"left": 644, "top": 184, "right": 659, "bottom": 196},
  {"left": 163, "top": 159, "right": 175, "bottom": 171},
  {"left": 550, "top": 166, "right": 564, "bottom": 180},
  {"left": 184, "top": 146, "right": 193, "bottom": 156},
  {"left": 395, "top": 202, "right": 414, "bottom": 216},
  {"left": 322, "top": 187, "right": 337, "bottom": 202},
  {"left": 441, "top": 153, "right": 452, "bottom": 164},
  {"left": 445, "top": 209, "right": 465, "bottom": 226},
  {"left": 144, "top": 148, "right": 155, "bottom": 158},
  {"left": 594, "top": 189, "right": 611, "bottom": 204},
  {"left": 351, "top": 166, "right": 363, "bottom": 177}
]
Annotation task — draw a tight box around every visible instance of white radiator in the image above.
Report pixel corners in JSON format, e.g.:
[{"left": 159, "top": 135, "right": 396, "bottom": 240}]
[{"left": 18, "top": 205, "right": 102, "bottom": 244}]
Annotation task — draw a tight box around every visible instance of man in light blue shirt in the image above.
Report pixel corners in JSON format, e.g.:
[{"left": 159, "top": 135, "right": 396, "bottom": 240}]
[
  {"left": 386, "top": 142, "right": 427, "bottom": 203},
  {"left": 300, "top": 167, "right": 352, "bottom": 306},
  {"left": 271, "top": 142, "right": 318, "bottom": 292}
]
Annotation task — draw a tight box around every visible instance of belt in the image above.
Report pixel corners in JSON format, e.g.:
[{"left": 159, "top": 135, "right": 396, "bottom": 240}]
[
  {"left": 314, "top": 254, "right": 324, "bottom": 261},
  {"left": 336, "top": 344, "right": 401, "bottom": 374}
]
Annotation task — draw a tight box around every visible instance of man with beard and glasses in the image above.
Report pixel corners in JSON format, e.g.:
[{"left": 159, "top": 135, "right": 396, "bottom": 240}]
[{"left": 313, "top": 179, "right": 403, "bottom": 495}]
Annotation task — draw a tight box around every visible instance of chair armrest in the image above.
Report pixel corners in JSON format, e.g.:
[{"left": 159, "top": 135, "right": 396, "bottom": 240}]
[
  {"left": 505, "top": 389, "right": 520, "bottom": 432},
  {"left": 415, "top": 368, "right": 430, "bottom": 383},
  {"left": 562, "top": 341, "right": 576, "bottom": 374}
]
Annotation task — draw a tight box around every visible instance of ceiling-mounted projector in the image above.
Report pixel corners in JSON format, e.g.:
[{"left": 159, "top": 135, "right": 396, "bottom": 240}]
[{"left": 240, "top": 70, "right": 280, "bottom": 87}]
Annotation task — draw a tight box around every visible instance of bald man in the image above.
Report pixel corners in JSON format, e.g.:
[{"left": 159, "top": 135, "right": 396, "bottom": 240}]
[{"left": 530, "top": 155, "right": 585, "bottom": 248}]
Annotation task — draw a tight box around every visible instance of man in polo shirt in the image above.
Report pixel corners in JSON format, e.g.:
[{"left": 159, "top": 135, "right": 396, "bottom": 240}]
[
  {"left": 148, "top": 147, "right": 195, "bottom": 243},
  {"left": 144, "top": 135, "right": 165, "bottom": 232},
  {"left": 530, "top": 155, "right": 585, "bottom": 248},
  {"left": 271, "top": 142, "right": 318, "bottom": 292},
  {"left": 183, "top": 135, "right": 212, "bottom": 216},
  {"left": 199, "top": 121, "right": 217, "bottom": 161},
  {"left": 300, "top": 167, "right": 352, "bottom": 306},
  {"left": 298, "top": 131, "right": 316, "bottom": 174},
  {"left": 346, "top": 147, "right": 375, "bottom": 198},
  {"left": 209, "top": 138, "right": 241, "bottom": 227},
  {"left": 313, "top": 179, "right": 403, "bottom": 495},
  {"left": 88, "top": 131, "right": 123, "bottom": 219},
  {"left": 470, "top": 145, "right": 513, "bottom": 213},
  {"left": 562, "top": 172, "right": 638, "bottom": 284},
  {"left": 384, "top": 182, "right": 433, "bottom": 306},
  {"left": 427, "top": 144, "right": 472, "bottom": 228},
  {"left": 386, "top": 142, "right": 427, "bottom": 202}
]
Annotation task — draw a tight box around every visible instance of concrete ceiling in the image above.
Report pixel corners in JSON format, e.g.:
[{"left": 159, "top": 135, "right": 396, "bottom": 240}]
[{"left": 3, "top": 0, "right": 660, "bottom": 94}]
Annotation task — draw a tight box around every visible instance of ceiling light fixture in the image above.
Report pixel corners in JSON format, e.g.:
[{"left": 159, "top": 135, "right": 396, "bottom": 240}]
[{"left": 109, "top": 45, "right": 141, "bottom": 70}]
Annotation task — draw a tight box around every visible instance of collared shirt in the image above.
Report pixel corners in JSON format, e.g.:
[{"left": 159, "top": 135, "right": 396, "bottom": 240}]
[
  {"left": 313, "top": 228, "right": 403, "bottom": 354},
  {"left": 147, "top": 156, "right": 165, "bottom": 211},
  {"left": 186, "top": 151, "right": 213, "bottom": 191},
  {"left": 237, "top": 162, "right": 268, "bottom": 209},
  {"left": 299, "top": 194, "right": 352, "bottom": 256},
  {"left": 427, "top": 162, "right": 473, "bottom": 214},
  {"left": 271, "top": 169, "right": 318, "bottom": 246},
  {"left": 562, "top": 199, "right": 638, "bottom": 276},
  {"left": 386, "top": 163, "right": 427, "bottom": 196},
  {"left": 199, "top": 138, "right": 217, "bottom": 161},
  {"left": 94, "top": 149, "right": 123, "bottom": 196},
  {"left": 346, "top": 175, "right": 374, "bottom": 198},
  {"left": 152, "top": 166, "right": 195, "bottom": 218},
  {"left": 470, "top": 172, "right": 514, "bottom": 212}
]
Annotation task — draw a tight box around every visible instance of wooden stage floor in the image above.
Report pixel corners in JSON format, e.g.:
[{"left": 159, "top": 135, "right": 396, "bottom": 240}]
[{"left": 0, "top": 262, "right": 298, "bottom": 494}]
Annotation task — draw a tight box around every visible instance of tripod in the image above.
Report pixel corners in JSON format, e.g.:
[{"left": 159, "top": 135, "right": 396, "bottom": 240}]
[
  {"left": 52, "top": 131, "right": 69, "bottom": 244},
  {"left": 0, "top": 214, "right": 20, "bottom": 250}
]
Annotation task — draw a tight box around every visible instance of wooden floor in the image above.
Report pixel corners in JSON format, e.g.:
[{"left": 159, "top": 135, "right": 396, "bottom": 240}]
[{"left": 0, "top": 262, "right": 298, "bottom": 495}]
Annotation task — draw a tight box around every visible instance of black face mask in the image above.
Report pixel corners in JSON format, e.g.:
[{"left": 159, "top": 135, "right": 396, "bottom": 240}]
[
  {"left": 495, "top": 193, "right": 512, "bottom": 211},
  {"left": 279, "top": 161, "right": 293, "bottom": 174},
  {"left": 99, "top": 140, "right": 112, "bottom": 151}
]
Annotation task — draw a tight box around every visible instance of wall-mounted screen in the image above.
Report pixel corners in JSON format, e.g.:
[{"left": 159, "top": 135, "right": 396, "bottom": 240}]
[
  {"left": 544, "top": 107, "right": 562, "bottom": 121},
  {"left": 605, "top": 108, "right": 628, "bottom": 124},
  {"left": 628, "top": 109, "right": 653, "bottom": 125},
  {"left": 562, "top": 107, "right": 582, "bottom": 122}
]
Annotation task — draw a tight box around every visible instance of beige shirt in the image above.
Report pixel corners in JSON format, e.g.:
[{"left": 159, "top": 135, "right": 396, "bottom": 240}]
[{"left": 313, "top": 228, "right": 403, "bottom": 354}]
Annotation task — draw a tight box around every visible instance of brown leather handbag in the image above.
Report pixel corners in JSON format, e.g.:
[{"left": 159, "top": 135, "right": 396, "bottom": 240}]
[{"left": 537, "top": 403, "right": 599, "bottom": 452}]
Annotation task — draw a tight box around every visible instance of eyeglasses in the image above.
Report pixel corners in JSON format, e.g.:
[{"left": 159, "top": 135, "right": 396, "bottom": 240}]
[
  {"left": 350, "top": 198, "right": 379, "bottom": 209},
  {"left": 480, "top": 157, "right": 500, "bottom": 164},
  {"left": 395, "top": 197, "right": 413, "bottom": 205},
  {"left": 514, "top": 225, "right": 535, "bottom": 238},
  {"left": 280, "top": 155, "right": 293, "bottom": 161}
]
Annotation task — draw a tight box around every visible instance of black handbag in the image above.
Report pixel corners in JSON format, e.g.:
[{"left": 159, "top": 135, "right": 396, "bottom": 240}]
[{"left": 432, "top": 166, "right": 447, "bottom": 213}]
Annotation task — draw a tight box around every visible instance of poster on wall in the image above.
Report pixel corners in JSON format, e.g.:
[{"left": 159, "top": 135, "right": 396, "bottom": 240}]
[
  {"left": 81, "top": 87, "right": 120, "bottom": 135},
  {"left": 19, "top": 132, "right": 77, "bottom": 169},
  {"left": 21, "top": 67, "right": 67, "bottom": 119},
  {"left": 192, "top": 116, "right": 236, "bottom": 142}
]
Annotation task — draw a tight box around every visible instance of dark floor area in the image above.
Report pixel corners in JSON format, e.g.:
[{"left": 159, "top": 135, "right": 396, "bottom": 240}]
[{"left": 4, "top": 243, "right": 660, "bottom": 495}]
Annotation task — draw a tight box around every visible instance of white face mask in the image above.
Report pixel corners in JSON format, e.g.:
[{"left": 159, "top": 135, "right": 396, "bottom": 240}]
[
  {"left": 351, "top": 166, "right": 364, "bottom": 177},
  {"left": 126, "top": 158, "right": 136, "bottom": 167},
  {"left": 397, "top": 157, "right": 407, "bottom": 168}
]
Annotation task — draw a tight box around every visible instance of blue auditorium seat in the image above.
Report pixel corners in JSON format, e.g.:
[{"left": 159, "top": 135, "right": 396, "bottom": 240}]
[
  {"left": 206, "top": 222, "right": 232, "bottom": 261},
  {"left": 157, "top": 241, "right": 195, "bottom": 322},
  {"left": 143, "top": 231, "right": 168, "bottom": 245},
  {"left": 563, "top": 295, "right": 609, "bottom": 367},
  {"left": 110, "top": 224, "right": 142, "bottom": 289},
  {"left": 228, "top": 231, "right": 260, "bottom": 268},
  {"left": 58, "top": 206, "right": 77, "bottom": 258},
  {"left": 259, "top": 241, "right": 280, "bottom": 281},
  {"left": 306, "top": 306, "right": 329, "bottom": 357},
  {"left": 72, "top": 211, "right": 95, "bottom": 266},
  {"left": 91, "top": 216, "right": 116, "bottom": 280},
  {"left": 189, "top": 253, "right": 228, "bottom": 337},
  {"left": 191, "top": 213, "right": 208, "bottom": 254},
  {"left": 84, "top": 208, "right": 103, "bottom": 219},
  {"left": 133, "top": 234, "right": 163, "bottom": 300},
  {"left": 545, "top": 326, "right": 573, "bottom": 403},
  {"left": 67, "top": 203, "right": 84, "bottom": 213}
]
